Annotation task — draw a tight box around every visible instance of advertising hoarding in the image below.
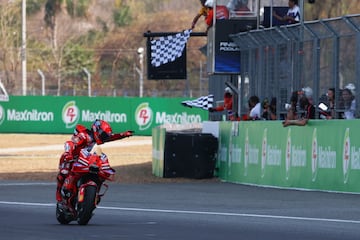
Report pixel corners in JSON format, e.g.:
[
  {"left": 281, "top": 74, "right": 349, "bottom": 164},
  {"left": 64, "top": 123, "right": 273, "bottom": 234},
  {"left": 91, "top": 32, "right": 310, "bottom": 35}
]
[{"left": 0, "top": 96, "right": 208, "bottom": 136}]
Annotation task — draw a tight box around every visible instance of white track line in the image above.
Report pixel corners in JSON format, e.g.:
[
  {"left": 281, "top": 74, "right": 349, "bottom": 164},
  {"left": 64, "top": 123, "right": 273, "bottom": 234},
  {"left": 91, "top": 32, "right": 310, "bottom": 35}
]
[
  {"left": 0, "top": 200, "right": 359, "bottom": 224},
  {"left": 0, "top": 182, "right": 55, "bottom": 186},
  {"left": 0, "top": 139, "right": 151, "bottom": 154}
]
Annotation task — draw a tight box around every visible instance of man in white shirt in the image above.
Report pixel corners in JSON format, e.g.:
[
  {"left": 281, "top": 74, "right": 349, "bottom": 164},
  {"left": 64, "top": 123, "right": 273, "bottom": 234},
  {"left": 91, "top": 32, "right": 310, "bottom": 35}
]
[
  {"left": 273, "top": 0, "right": 300, "bottom": 24},
  {"left": 248, "top": 95, "right": 261, "bottom": 120}
]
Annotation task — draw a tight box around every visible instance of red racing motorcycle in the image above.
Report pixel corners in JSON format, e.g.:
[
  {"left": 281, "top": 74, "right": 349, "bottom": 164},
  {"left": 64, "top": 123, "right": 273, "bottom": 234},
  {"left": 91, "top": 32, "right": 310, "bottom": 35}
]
[{"left": 56, "top": 147, "right": 115, "bottom": 225}]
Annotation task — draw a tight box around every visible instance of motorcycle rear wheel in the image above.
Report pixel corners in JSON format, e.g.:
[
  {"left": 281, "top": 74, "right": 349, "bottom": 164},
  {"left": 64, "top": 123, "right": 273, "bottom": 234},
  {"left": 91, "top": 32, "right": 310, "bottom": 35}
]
[{"left": 77, "top": 185, "right": 97, "bottom": 225}]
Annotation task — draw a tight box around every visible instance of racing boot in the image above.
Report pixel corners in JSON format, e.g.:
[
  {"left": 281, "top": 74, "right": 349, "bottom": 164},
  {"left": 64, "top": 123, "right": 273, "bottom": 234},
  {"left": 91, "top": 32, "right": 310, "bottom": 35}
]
[
  {"left": 60, "top": 187, "right": 77, "bottom": 218},
  {"left": 56, "top": 173, "right": 65, "bottom": 202},
  {"left": 56, "top": 153, "right": 72, "bottom": 202},
  {"left": 61, "top": 175, "right": 78, "bottom": 218}
]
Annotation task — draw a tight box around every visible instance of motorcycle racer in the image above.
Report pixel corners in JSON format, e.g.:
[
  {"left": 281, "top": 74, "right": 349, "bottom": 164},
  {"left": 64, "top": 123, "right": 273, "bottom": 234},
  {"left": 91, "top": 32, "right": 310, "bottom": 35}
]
[{"left": 56, "top": 119, "right": 133, "bottom": 213}]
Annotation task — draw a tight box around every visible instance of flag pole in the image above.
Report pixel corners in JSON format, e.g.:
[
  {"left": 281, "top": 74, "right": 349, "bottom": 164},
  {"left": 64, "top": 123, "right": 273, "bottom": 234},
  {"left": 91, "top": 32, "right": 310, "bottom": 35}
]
[{"left": 21, "top": 0, "right": 27, "bottom": 96}]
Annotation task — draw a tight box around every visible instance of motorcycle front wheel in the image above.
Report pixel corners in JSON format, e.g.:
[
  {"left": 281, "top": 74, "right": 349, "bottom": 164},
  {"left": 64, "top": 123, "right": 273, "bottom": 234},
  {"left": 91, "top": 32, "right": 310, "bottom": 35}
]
[
  {"left": 77, "top": 185, "right": 97, "bottom": 225},
  {"left": 56, "top": 203, "right": 73, "bottom": 225}
]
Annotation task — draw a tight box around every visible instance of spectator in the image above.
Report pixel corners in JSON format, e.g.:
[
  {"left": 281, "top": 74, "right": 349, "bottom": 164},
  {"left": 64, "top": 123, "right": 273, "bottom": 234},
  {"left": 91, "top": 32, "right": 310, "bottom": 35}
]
[
  {"left": 299, "top": 95, "right": 315, "bottom": 119},
  {"left": 319, "top": 88, "right": 336, "bottom": 119},
  {"left": 327, "top": 88, "right": 336, "bottom": 110},
  {"left": 282, "top": 96, "right": 315, "bottom": 127},
  {"left": 204, "top": 0, "right": 214, "bottom": 32},
  {"left": 227, "top": 0, "right": 251, "bottom": 16},
  {"left": 269, "top": 97, "right": 277, "bottom": 120},
  {"left": 273, "top": 0, "right": 300, "bottom": 25},
  {"left": 261, "top": 98, "right": 270, "bottom": 120},
  {"left": 261, "top": 97, "right": 277, "bottom": 120},
  {"left": 341, "top": 84, "right": 356, "bottom": 119},
  {"left": 285, "top": 91, "right": 298, "bottom": 120},
  {"left": 209, "top": 87, "right": 233, "bottom": 120},
  {"left": 301, "top": 86, "right": 314, "bottom": 105},
  {"left": 248, "top": 95, "right": 261, "bottom": 120},
  {"left": 326, "top": 87, "right": 336, "bottom": 119}
]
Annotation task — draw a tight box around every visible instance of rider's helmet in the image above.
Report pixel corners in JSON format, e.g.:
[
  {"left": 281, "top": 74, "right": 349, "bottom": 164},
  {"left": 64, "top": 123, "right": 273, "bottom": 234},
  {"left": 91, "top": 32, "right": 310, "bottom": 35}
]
[{"left": 91, "top": 119, "right": 113, "bottom": 145}]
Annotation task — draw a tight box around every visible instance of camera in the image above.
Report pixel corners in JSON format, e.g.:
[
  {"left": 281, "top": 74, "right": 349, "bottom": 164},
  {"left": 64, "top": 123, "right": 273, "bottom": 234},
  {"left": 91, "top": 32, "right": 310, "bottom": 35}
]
[{"left": 318, "top": 102, "right": 328, "bottom": 111}]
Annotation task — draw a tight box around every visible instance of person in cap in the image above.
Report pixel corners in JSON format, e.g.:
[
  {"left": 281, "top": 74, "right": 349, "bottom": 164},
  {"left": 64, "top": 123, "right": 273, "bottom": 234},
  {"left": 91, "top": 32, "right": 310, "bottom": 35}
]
[
  {"left": 191, "top": 0, "right": 211, "bottom": 30},
  {"left": 341, "top": 84, "right": 356, "bottom": 119},
  {"left": 209, "top": 87, "right": 234, "bottom": 119}
]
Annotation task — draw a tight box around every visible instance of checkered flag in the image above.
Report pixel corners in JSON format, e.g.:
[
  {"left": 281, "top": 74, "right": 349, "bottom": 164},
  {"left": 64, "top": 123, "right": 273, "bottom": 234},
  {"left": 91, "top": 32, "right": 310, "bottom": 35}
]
[
  {"left": 151, "top": 29, "right": 192, "bottom": 67},
  {"left": 181, "top": 95, "right": 214, "bottom": 110}
]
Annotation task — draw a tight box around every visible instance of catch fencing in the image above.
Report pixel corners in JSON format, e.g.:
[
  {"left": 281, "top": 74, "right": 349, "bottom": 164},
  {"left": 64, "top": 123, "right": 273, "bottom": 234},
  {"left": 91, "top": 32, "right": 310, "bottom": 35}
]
[{"left": 230, "top": 14, "right": 360, "bottom": 119}]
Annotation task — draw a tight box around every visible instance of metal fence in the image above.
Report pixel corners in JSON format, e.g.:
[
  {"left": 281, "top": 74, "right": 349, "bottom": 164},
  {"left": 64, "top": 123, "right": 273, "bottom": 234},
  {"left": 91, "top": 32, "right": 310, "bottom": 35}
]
[
  {"left": 0, "top": 48, "right": 209, "bottom": 98},
  {"left": 230, "top": 14, "right": 360, "bottom": 119}
]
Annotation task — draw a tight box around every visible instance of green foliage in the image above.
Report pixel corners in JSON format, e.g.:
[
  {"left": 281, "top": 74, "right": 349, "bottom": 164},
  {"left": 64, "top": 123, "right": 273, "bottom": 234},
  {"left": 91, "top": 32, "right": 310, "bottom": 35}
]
[
  {"left": 27, "top": 0, "right": 45, "bottom": 15},
  {"left": 63, "top": 43, "right": 95, "bottom": 77},
  {"left": 60, "top": 42, "right": 95, "bottom": 93},
  {"left": 0, "top": 3, "right": 21, "bottom": 63},
  {"left": 0, "top": 3, "right": 21, "bottom": 28},
  {"left": 113, "top": 56, "right": 133, "bottom": 89},
  {"left": 113, "top": 5, "right": 132, "bottom": 27},
  {"left": 65, "top": 0, "right": 91, "bottom": 18},
  {"left": 76, "top": 29, "right": 105, "bottom": 46},
  {"left": 27, "top": 39, "right": 52, "bottom": 71},
  {"left": 96, "top": 17, "right": 109, "bottom": 33}
]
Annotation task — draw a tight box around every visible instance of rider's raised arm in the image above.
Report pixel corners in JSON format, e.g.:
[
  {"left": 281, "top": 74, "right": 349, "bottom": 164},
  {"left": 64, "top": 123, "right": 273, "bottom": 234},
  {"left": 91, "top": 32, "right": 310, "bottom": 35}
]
[{"left": 107, "top": 130, "right": 133, "bottom": 142}]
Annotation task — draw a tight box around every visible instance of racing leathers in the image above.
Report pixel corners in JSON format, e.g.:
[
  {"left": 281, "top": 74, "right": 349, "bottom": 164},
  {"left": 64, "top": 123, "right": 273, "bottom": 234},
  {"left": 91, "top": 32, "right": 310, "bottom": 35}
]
[{"left": 56, "top": 123, "right": 133, "bottom": 209}]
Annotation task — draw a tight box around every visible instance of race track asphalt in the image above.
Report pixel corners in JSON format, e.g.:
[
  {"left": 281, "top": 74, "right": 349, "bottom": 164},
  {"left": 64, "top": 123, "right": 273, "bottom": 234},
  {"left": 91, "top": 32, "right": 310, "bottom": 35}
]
[{"left": 0, "top": 181, "right": 360, "bottom": 240}]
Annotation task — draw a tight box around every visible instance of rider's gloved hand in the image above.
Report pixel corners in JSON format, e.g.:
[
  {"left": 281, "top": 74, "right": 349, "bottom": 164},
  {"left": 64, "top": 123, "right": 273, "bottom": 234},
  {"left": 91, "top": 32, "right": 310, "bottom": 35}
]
[
  {"left": 62, "top": 152, "right": 74, "bottom": 162},
  {"left": 124, "top": 130, "right": 134, "bottom": 137}
]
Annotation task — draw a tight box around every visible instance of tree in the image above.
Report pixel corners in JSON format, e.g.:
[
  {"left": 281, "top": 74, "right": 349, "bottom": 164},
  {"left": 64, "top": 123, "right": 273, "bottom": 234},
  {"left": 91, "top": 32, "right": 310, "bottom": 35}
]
[
  {"left": 305, "top": 0, "right": 360, "bottom": 20},
  {"left": 0, "top": 2, "right": 22, "bottom": 94},
  {"left": 113, "top": 1, "right": 132, "bottom": 27},
  {"left": 62, "top": 43, "right": 95, "bottom": 94},
  {"left": 43, "top": 0, "right": 93, "bottom": 95}
]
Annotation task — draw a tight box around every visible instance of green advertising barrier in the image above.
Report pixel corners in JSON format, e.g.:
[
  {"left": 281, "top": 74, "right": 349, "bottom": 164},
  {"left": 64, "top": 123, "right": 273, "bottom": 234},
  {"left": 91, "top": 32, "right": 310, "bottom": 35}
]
[
  {"left": 218, "top": 120, "right": 360, "bottom": 193},
  {"left": 152, "top": 127, "right": 165, "bottom": 177},
  {"left": 0, "top": 96, "right": 208, "bottom": 135}
]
